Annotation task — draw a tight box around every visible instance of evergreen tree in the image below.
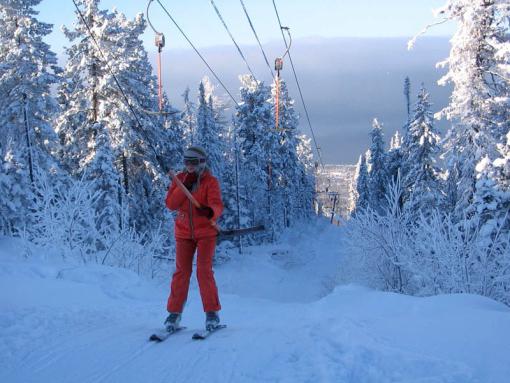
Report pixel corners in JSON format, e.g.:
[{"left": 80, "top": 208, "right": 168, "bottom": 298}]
[
  {"left": 181, "top": 87, "right": 196, "bottom": 146},
  {"left": 0, "top": 141, "right": 35, "bottom": 234},
  {"left": 295, "top": 134, "right": 316, "bottom": 219},
  {"left": 437, "top": 0, "right": 510, "bottom": 221},
  {"left": 195, "top": 80, "right": 225, "bottom": 178},
  {"left": 0, "top": 0, "right": 61, "bottom": 233},
  {"left": 351, "top": 152, "right": 369, "bottom": 214},
  {"left": 219, "top": 121, "right": 245, "bottom": 232},
  {"left": 367, "top": 118, "right": 388, "bottom": 213},
  {"left": 402, "top": 85, "right": 441, "bottom": 216},
  {"left": 56, "top": 1, "right": 177, "bottom": 233},
  {"left": 0, "top": 0, "right": 60, "bottom": 168},
  {"left": 386, "top": 130, "right": 403, "bottom": 198},
  {"left": 235, "top": 75, "right": 277, "bottom": 241},
  {"left": 270, "top": 78, "right": 303, "bottom": 228},
  {"left": 473, "top": 128, "right": 510, "bottom": 247},
  {"left": 80, "top": 124, "right": 122, "bottom": 241}
]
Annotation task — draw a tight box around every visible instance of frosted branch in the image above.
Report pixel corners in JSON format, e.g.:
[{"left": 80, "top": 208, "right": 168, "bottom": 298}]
[{"left": 408, "top": 18, "right": 450, "bottom": 50}]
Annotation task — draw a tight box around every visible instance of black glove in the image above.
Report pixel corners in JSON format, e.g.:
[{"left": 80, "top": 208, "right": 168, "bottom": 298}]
[
  {"left": 182, "top": 172, "right": 198, "bottom": 191},
  {"left": 196, "top": 206, "right": 214, "bottom": 219}
]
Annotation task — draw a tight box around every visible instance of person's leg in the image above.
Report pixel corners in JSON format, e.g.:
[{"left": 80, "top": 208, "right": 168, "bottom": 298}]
[
  {"left": 195, "top": 236, "right": 221, "bottom": 312},
  {"left": 167, "top": 238, "right": 196, "bottom": 313}
]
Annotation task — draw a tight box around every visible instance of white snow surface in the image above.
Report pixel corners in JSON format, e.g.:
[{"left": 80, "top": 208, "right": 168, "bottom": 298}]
[{"left": 1, "top": 220, "right": 510, "bottom": 383}]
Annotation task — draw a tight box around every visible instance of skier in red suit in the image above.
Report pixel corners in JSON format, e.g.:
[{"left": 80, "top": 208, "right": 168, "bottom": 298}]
[{"left": 164, "top": 146, "right": 223, "bottom": 331}]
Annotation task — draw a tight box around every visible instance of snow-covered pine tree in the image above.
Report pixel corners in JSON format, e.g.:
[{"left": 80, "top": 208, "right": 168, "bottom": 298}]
[
  {"left": 351, "top": 152, "right": 370, "bottom": 214},
  {"left": 0, "top": 0, "right": 60, "bottom": 170},
  {"left": 367, "top": 118, "right": 388, "bottom": 213},
  {"left": 106, "top": 10, "right": 181, "bottom": 232},
  {"left": 235, "top": 75, "right": 277, "bottom": 241},
  {"left": 401, "top": 85, "right": 441, "bottom": 216},
  {"left": 436, "top": 0, "right": 509, "bottom": 222},
  {"left": 57, "top": 2, "right": 177, "bottom": 234},
  {"left": 270, "top": 78, "right": 313, "bottom": 227},
  {"left": 56, "top": 0, "right": 107, "bottom": 173},
  {"left": 386, "top": 130, "right": 403, "bottom": 198},
  {"left": 473, "top": 127, "right": 510, "bottom": 257},
  {"left": 181, "top": 87, "right": 196, "bottom": 147},
  {"left": 195, "top": 80, "right": 225, "bottom": 178},
  {"left": 218, "top": 119, "right": 246, "bottom": 234},
  {"left": 80, "top": 123, "right": 122, "bottom": 243},
  {"left": 0, "top": 0, "right": 61, "bottom": 233},
  {"left": 295, "top": 133, "right": 316, "bottom": 218},
  {"left": 0, "top": 141, "right": 35, "bottom": 235}
]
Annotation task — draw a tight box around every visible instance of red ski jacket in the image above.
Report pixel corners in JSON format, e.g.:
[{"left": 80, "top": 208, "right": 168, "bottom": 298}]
[{"left": 165, "top": 170, "right": 223, "bottom": 240}]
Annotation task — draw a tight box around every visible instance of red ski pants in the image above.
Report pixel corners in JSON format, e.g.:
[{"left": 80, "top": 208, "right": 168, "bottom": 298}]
[{"left": 167, "top": 236, "right": 221, "bottom": 313}]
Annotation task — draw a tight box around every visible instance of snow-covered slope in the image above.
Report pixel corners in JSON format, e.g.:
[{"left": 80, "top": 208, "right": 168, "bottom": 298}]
[{"left": 1, "top": 221, "right": 509, "bottom": 383}]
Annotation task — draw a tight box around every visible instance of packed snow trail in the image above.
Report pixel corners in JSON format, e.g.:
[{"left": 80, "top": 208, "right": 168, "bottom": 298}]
[{"left": 1, "top": 220, "right": 510, "bottom": 383}]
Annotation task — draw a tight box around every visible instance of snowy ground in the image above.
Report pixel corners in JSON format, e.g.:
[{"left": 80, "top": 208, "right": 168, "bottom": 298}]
[{"left": 1, "top": 220, "right": 510, "bottom": 383}]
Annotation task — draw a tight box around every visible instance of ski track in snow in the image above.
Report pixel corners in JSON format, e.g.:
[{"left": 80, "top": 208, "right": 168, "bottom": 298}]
[{"left": 1, "top": 221, "right": 510, "bottom": 383}]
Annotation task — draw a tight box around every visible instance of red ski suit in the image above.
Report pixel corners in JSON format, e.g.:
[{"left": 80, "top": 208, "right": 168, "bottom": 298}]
[{"left": 165, "top": 170, "right": 223, "bottom": 313}]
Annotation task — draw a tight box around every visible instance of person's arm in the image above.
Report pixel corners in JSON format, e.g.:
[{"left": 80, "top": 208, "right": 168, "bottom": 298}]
[
  {"left": 205, "top": 177, "right": 224, "bottom": 220},
  {"left": 165, "top": 176, "right": 188, "bottom": 211}
]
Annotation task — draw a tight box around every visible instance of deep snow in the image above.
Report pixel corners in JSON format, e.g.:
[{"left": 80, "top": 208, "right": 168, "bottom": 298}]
[{"left": 1, "top": 220, "right": 509, "bottom": 383}]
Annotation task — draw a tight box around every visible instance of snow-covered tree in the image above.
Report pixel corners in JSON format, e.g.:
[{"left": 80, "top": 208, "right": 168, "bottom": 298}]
[
  {"left": 386, "top": 130, "right": 403, "bottom": 197},
  {"left": 195, "top": 80, "right": 225, "bottom": 178},
  {"left": 80, "top": 124, "right": 122, "bottom": 239},
  {"left": 0, "top": 0, "right": 61, "bottom": 233},
  {"left": 436, "top": 0, "right": 510, "bottom": 221},
  {"left": 351, "top": 152, "right": 370, "bottom": 214},
  {"left": 0, "top": 0, "right": 60, "bottom": 166},
  {"left": 219, "top": 121, "right": 245, "bottom": 233},
  {"left": 181, "top": 87, "right": 196, "bottom": 146},
  {"left": 401, "top": 85, "right": 441, "bottom": 215},
  {"left": 269, "top": 78, "right": 306, "bottom": 228},
  {"left": 295, "top": 133, "right": 316, "bottom": 218},
  {"left": 367, "top": 118, "right": 388, "bottom": 213},
  {"left": 56, "top": 1, "right": 178, "bottom": 233},
  {"left": 0, "top": 141, "right": 35, "bottom": 234},
  {"left": 235, "top": 75, "right": 277, "bottom": 241}
]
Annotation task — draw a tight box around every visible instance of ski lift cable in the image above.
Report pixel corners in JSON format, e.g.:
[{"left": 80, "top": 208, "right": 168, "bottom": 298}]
[
  {"left": 70, "top": 0, "right": 168, "bottom": 172},
  {"left": 272, "top": 0, "right": 325, "bottom": 171},
  {"left": 239, "top": 0, "right": 275, "bottom": 79},
  {"left": 155, "top": 0, "right": 239, "bottom": 105},
  {"left": 208, "top": 0, "right": 258, "bottom": 80}
]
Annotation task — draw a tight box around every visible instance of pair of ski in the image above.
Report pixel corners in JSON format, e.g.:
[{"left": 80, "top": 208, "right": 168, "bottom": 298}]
[{"left": 149, "top": 324, "right": 227, "bottom": 342}]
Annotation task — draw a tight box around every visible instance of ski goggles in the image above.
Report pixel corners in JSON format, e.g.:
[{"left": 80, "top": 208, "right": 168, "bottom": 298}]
[{"left": 184, "top": 158, "right": 205, "bottom": 166}]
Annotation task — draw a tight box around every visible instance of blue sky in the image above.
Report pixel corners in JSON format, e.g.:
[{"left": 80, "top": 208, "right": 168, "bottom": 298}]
[{"left": 37, "top": 0, "right": 455, "bottom": 53}]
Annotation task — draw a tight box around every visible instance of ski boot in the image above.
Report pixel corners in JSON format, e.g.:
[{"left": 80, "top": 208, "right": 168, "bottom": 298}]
[
  {"left": 205, "top": 311, "right": 220, "bottom": 331},
  {"left": 164, "top": 312, "right": 182, "bottom": 332}
]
